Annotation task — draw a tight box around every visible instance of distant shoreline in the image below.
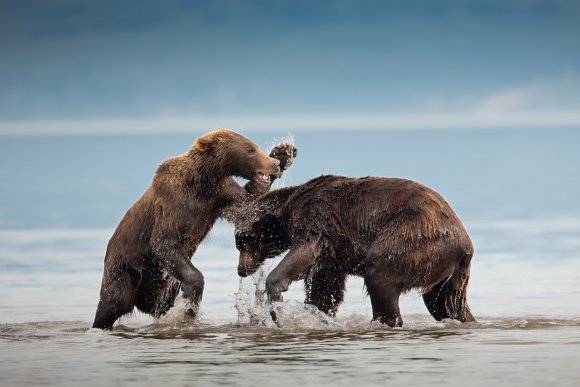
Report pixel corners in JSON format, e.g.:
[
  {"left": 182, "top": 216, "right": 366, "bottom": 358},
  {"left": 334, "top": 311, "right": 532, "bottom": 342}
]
[{"left": 2, "top": 111, "right": 580, "bottom": 136}]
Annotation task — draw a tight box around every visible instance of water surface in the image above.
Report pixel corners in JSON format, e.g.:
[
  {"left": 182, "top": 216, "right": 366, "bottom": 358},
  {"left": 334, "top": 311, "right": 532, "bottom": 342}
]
[
  {"left": 1, "top": 219, "right": 579, "bottom": 386},
  {"left": 1, "top": 129, "right": 579, "bottom": 386}
]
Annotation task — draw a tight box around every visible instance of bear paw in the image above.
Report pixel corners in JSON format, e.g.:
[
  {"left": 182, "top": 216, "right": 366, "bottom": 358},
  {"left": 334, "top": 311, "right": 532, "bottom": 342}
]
[{"left": 269, "top": 143, "right": 297, "bottom": 172}]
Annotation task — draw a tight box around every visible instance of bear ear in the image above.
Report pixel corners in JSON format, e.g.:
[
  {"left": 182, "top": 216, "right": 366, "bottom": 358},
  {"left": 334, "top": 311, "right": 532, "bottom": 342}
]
[{"left": 194, "top": 128, "right": 232, "bottom": 154}]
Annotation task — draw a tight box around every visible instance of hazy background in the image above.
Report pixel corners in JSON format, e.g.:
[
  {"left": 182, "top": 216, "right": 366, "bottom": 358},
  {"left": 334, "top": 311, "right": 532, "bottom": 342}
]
[
  {"left": 1, "top": 0, "right": 579, "bottom": 229},
  {"left": 2, "top": 0, "right": 580, "bottom": 122},
  {"left": 1, "top": 7, "right": 580, "bottom": 385}
]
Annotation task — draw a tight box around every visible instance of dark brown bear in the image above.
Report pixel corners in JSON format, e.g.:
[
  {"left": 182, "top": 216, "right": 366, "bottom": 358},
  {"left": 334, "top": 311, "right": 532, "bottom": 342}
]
[
  {"left": 92, "top": 129, "right": 296, "bottom": 329},
  {"left": 234, "top": 175, "right": 475, "bottom": 327}
]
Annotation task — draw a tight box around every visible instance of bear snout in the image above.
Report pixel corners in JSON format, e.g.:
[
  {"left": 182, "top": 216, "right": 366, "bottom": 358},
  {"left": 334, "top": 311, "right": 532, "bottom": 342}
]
[
  {"left": 237, "top": 265, "right": 250, "bottom": 277},
  {"left": 238, "top": 263, "right": 259, "bottom": 277},
  {"left": 237, "top": 251, "right": 261, "bottom": 277}
]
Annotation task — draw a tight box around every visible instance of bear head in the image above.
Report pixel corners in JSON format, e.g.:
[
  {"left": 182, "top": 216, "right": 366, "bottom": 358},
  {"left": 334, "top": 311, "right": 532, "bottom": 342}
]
[
  {"left": 195, "top": 128, "right": 281, "bottom": 186},
  {"left": 235, "top": 211, "right": 291, "bottom": 277}
]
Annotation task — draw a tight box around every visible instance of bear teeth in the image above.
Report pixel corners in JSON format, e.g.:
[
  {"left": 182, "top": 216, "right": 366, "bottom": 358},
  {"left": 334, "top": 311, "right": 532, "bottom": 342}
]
[{"left": 256, "top": 172, "right": 270, "bottom": 183}]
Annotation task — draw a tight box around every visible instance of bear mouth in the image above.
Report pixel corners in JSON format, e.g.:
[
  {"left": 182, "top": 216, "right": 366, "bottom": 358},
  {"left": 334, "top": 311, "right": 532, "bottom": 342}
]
[
  {"left": 238, "top": 263, "right": 260, "bottom": 277},
  {"left": 255, "top": 172, "right": 271, "bottom": 184}
]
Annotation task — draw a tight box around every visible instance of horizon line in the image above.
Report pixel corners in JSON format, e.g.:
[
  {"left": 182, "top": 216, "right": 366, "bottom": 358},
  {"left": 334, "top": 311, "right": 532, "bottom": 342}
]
[{"left": 1, "top": 110, "right": 580, "bottom": 136}]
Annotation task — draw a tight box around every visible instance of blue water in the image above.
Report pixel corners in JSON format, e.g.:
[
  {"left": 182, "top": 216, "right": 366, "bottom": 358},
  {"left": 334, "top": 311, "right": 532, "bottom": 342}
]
[
  {"left": 1, "top": 128, "right": 579, "bottom": 229},
  {"left": 1, "top": 128, "right": 579, "bottom": 386}
]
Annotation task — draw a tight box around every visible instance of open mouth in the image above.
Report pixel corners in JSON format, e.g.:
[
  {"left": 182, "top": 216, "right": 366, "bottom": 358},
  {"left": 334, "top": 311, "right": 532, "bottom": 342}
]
[{"left": 255, "top": 172, "right": 271, "bottom": 184}]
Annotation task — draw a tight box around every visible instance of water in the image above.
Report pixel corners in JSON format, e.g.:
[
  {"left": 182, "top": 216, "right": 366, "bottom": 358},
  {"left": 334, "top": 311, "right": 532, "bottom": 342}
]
[
  {"left": 1, "top": 129, "right": 580, "bottom": 386},
  {"left": 1, "top": 220, "right": 580, "bottom": 386}
]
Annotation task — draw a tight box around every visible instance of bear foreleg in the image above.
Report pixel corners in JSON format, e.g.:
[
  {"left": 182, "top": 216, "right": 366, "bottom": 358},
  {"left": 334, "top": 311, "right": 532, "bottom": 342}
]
[
  {"left": 304, "top": 266, "right": 347, "bottom": 317},
  {"left": 152, "top": 233, "right": 205, "bottom": 319},
  {"left": 166, "top": 257, "right": 204, "bottom": 318},
  {"left": 265, "top": 242, "right": 320, "bottom": 304}
]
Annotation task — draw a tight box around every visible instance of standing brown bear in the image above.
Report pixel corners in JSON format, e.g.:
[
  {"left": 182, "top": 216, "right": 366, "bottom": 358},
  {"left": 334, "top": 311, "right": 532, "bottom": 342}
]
[
  {"left": 234, "top": 175, "right": 475, "bottom": 327},
  {"left": 93, "top": 129, "right": 296, "bottom": 329}
]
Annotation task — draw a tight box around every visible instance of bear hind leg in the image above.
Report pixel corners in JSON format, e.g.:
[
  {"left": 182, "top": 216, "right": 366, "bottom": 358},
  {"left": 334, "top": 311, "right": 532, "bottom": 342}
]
[
  {"left": 164, "top": 258, "right": 204, "bottom": 319},
  {"left": 422, "top": 252, "right": 476, "bottom": 323},
  {"left": 133, "top": 269, "right": 181, "bottom": 318},
  {"left": 92, "top": 271, "right": 138, "bottom": 329}
]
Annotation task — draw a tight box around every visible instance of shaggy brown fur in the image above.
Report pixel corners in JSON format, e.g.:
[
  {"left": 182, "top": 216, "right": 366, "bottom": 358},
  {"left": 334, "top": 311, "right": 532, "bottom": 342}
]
[
  {"left": 93, "top": 129, "right": 296, "bottom": 329},
  {"left": 234, "top": 175, "right": 475, "bottom": 327}
]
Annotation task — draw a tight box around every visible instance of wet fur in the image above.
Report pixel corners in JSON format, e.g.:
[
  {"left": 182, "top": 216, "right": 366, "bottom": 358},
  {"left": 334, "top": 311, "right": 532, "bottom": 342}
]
[
  {"left": 235, "top": 175, "right": 475, "bottom": 327},
  {"left": 93, "top": 129, "right": 292, "bottom": 329}
]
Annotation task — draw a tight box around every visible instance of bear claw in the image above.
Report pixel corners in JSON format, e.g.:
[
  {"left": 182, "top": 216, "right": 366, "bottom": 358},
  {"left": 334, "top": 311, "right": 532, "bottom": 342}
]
[{"left": 269, "top": 143, "right": 297, "bottom": 172}]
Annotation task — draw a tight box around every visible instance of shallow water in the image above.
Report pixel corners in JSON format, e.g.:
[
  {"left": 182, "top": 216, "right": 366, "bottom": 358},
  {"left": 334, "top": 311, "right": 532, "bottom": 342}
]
[
  {"left": 2, "top": 318, "right": 580, "bottom": 387},
  {"left": 1, "top": 219, "right": 580, "bottom": 386},
  {"left": 1, "top": 129, "right": 580, "bottom": 385}
]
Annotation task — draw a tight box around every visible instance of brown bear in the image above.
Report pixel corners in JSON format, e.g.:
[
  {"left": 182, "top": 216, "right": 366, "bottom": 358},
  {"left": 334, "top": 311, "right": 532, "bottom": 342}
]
[
  {"left": 234, "top": 175, "right": 475, "bottom": 327},
  {"left": 92, "top": 128, "right": 297, "bottom": 329}
]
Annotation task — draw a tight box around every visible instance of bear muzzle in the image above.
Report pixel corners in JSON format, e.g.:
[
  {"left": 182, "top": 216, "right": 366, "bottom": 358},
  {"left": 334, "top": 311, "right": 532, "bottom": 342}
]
[{"left": 237, "top": 252, "right": 262, "bottom": 277}]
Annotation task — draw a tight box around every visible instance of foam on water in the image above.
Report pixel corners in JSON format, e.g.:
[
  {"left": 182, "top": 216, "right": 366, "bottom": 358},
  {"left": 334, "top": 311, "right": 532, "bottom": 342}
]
[{"left": 2, "top": 315, "right": 580, "bottom": 344}]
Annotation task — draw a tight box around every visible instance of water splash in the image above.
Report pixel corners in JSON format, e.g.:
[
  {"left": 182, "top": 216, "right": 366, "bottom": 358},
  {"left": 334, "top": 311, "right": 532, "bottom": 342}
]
[
  {"left": 233, "top": 263, "right": 370, "bottom": 330},
  {"left": 233, "top": 266, "right": 278, "bottom": 328},
  {"left": 233, "top": 278, "right": 250, "bottom": 324},
  {"left": 153, "top": 292, "right": 204, "bottom": 327},
  {"left": 270, "top": 302, "right": 344, "bottom": 329},
  {"left": 267, "top": 133, "right": 295, "bottom": 155}
]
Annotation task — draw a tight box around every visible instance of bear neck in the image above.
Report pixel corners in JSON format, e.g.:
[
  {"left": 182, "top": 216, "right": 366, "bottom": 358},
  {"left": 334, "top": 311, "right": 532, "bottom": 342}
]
[
  {"left": 257, "top": 185, "right": 298, "bottom": 215},
  {"left": 185, "top": 149, "right": 233, "bottom": 196}
]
